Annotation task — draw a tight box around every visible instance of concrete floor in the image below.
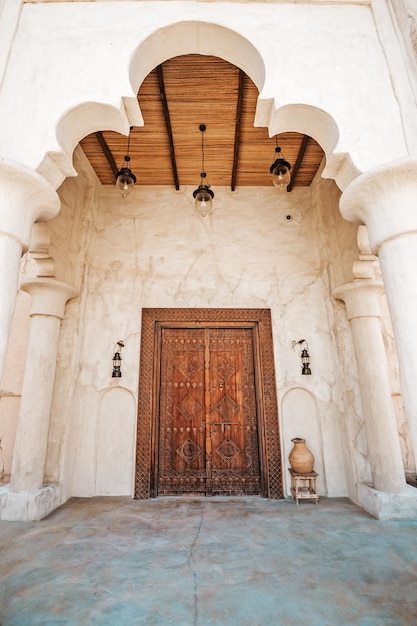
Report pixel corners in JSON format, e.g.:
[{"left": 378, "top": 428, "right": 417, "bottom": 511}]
[{"left": 0, "top": 496, "right": 416, "bottom": 625}]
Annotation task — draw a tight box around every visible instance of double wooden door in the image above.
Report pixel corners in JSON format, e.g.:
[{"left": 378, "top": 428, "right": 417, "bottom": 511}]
[{"left": 156, "top": 326, "right": 262, "bottom": 496}]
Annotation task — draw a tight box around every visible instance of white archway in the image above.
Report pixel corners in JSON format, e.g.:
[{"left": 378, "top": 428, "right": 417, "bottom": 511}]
[{"left": 54, "top": 20, "right": 343, "bottom": 193}]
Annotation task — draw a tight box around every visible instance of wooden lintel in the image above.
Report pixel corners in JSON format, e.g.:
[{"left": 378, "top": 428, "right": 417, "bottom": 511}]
[
  {"left": 287, "top": 134, "right": 310, "bottom": 192},
  {"left": 157, "top": 64, "right": 180, "bottom": 190},
  {"left": 95, "top": 131, "right": 118, "bottom": 177},
  {"left": 231, "top": 69, "right": 245, "bottom": 192}
]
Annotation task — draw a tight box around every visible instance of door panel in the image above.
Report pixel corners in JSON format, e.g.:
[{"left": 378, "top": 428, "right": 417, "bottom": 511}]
[
  {"left": 209, "top": 328, "right": 260, "bottom": 495},
  {"left": 157, "top": 326, "right": 261, "bottom": 496},
  {"left": 158, "top": 328, "right": 206, "bottom": 495}
]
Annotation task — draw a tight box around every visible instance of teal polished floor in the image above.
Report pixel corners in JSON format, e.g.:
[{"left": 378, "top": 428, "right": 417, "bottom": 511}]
[{"left": 1, "top": 496, "right": 416, "bottom": 625}]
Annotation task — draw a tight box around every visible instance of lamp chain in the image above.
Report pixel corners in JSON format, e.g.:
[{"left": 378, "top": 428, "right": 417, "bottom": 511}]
[
  {"left": 126, "top": 126, "right": 133, "bottom": 158},
  {"left": 201, "top": 127, "right": 205, "bottom": 181}
]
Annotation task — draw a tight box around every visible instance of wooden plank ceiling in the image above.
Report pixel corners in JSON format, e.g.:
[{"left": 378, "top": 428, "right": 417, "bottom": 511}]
[{"left": 80, "top": 55, "right": 325, "bottom": 190}]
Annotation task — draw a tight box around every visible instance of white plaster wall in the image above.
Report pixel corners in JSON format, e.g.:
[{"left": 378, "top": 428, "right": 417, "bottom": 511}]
[
  {"left": 0, "top": 0, "right": 413, "bottom": 506},
  {"left": 95, "top": 386, "right": 136, "bottom": 496},
  {"left": 0, "top": 0, "right": 22, "bottom": 90},
  {"left": 391, "top": 0, "right": 417, "bottom": 78},
  {"left": 2, "top": 149, "right": 406, "bottom": 501},
  {"left": 44, "top": 148, "right": 358, "bottom": 498},
  {"left": 43, "top": 148, "right": 100, "bottom": 494},
  {"left": 311, "top": 173, "right": 373, "bottom": 500},
  {"left": 0, "top": 1, "right": 413, "bottom": 189}
]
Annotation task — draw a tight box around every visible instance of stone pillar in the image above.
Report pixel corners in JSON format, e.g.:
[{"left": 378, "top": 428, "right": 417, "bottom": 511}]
[
  {"left": 0, "top": 161, "right": 60, "bottom": 380},
  {"left": 9, "top": 278, "right": 78, "bottom": 493},
  {"left": 340, "top": 160, "right": 417, "bottom": 467},
  {"left": 333, "top": 279, "right": 406, "bottom": 494}
]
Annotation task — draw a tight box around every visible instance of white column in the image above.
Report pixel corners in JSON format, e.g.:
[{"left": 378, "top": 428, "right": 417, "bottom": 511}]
[
  {"left": 10, "top": 278, "right": 78, "bottom": 493},
  {"left": 377, "top": 234, "right": 417, "bottom": 457},
  {"left": 0, "top": 161, "right": 60, "bottom": 381},
  {"left": 340, "top": 159, "right": 417, "bottom": 466},
  {"left": 333, "top": 280, "right": 406, "bottom": 494}
]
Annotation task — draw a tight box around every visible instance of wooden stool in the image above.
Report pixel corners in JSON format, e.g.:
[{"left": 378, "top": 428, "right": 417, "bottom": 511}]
[{"left": 288, "top": 468, "right": 319, "bottom": 505}]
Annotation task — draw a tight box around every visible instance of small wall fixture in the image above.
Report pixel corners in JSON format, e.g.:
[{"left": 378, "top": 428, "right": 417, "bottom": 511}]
[
  {"left": 299, "top": 339, "right": 311, "bottom": 375},
  {"left": 270, "top": 137, "right": 291, "bottom": 192},
  {"left": 112, "top": 340, "right": 125, "bottom": 378},
  {"left": 292, "top": 339, "right": 311, "bottom": 375},
  {"left": 115, "top": 127, "right": 136, "bottom": 199},
  {"left": 193, "top": 124, "right": 214, "bottom": 217}
]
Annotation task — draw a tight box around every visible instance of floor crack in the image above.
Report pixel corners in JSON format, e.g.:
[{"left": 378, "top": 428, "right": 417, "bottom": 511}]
[{"left": 187, "top": 506, "right": 204, "bottom": 626}]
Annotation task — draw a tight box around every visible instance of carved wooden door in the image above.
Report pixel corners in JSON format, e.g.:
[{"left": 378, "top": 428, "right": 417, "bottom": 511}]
[{"left": 157, "top": 326, "right": 261, "bottom": 496}]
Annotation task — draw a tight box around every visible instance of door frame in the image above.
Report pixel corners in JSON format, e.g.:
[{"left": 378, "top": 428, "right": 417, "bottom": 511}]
[{"left": 135, "top": 308, "right": 283, "bottom": 499}]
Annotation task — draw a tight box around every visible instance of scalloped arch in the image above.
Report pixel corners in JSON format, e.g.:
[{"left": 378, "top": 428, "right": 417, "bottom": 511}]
[
  {"left": 53, "top": 20, "right": 347, "bottom": 191},
  {"left": 56, "top": 101, "right": 131, "bottom": 167},
  {"left": 130, "top": 23, "right": 341, "bottom": 153},
  {"left": 129, "top": 21, "right": 266, "bottom": 95},
  {"left": 269, "top": 104, "right": 340, "bottom": 162}
]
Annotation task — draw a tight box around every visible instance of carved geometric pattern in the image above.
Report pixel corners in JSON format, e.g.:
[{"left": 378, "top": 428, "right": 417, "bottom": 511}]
[
  {"left": 135, "top": 309, "right": 283, "bottom": 499},
  {"left": 178, "top": 354, "right": 201, "bottom": 380},
  {"left": 176, "top": 438, "right": 202, "bottom": 464},
  {"left": 215, "top": 438, "right": 241, "bottom": 464},
  {"left": 215, "top": 355, "right": 236, "bottom": 380},
  {"left": 214, "top": 395, "right": 240, "bottom": 421},
  {"left": 177, "top": 394, "right": 201, "bottom": 421}
]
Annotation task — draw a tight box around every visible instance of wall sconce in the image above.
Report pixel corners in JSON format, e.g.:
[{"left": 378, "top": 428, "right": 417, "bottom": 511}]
[
  {"left": 270, "top": 136, "right": 291, "bottom": 192},
  {"left": 292, "top": 339, "right": 312, "bottom": 375},
  {"left": 115, "top": 127, "right": 136, "bottom": 199},
  {"left": 192, "top": 124, "right": 214, "bottom": 217},
  {"left": 112, "top": 340, "right": 125, "bottom": 378}
]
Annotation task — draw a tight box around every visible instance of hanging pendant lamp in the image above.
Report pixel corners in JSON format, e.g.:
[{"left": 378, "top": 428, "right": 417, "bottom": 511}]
[
  {"left": 115, "top": 126, "right": 136, "bottom": 199},
  {"left": 192, "top": 124, "right": 214, "bottom": 217},
  {"left": 270, "top": 137, "right": 291, "bottom": 192}
]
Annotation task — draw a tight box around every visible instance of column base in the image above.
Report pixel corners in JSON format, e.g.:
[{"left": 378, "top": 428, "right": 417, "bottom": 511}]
[
  {"left": 357, "top": 483, "right": 417, "bottom": 520},
  {"left": 0, "top": 483, "right": 63, "bottom": 521}
]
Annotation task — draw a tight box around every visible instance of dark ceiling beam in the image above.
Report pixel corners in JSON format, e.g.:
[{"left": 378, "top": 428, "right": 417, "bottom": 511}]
[
  {"left": 287, "top": 134, "right": 310, "bottom": 192},
  {"left": 157, "top": 64, "right": 180, "bottom": 190},
  {"left": 231, "top": 69, "right": 245, "bottom": 192},
  {"left": 95, "top": 131, "right": 118, "bottom": 177}
]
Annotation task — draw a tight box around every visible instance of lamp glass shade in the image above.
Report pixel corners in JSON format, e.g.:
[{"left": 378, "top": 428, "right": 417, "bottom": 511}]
[
  {"left": 193, "top": 185, "right": 214, "bottom": 217},
  {"left": 301, "top": 349, "right": 311, "bottom": 375},
  {"left": 271, "top": 159, "right": 291, "bottom": 191},
  {"left": 116, "top": 167, "right": 136, "bottom": 199},
  {"left": 112, "top": 351, "right": 122, "bottom": 377}
]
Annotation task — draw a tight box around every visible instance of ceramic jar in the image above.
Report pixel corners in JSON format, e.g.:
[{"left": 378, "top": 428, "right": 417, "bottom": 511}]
[{"left": 289, "top": 437, "right": 314, "bottom": 474}]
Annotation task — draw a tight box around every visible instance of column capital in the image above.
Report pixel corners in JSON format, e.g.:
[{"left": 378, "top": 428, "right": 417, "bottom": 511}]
[
  {"left": 339, "top": 159, "right": 417, "bottom": 254},
  {"left": 21, "top": 278, "right": 78, "bottom": 319},
  {"left": 333, "top": 280, "right": 384, "bottom": 320},
  {"left": 0, "top": 159, "right": 60, "bottom": 249}
]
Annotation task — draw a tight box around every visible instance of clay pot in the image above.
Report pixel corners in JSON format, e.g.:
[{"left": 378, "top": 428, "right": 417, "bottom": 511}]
[{"left": 289, "top": 437, "right": 314, "bottom": 474}]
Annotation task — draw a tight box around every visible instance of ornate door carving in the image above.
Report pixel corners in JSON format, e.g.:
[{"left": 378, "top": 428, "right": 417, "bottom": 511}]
[
  {"left": 158, "top": 327, "right": 206, "bottom": 495},
  {"left": 135, "top": 309, "right": 283, "bottom": 500},
  {"left": 157, "top": 327, "right": 261, "bottom": 496}
]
